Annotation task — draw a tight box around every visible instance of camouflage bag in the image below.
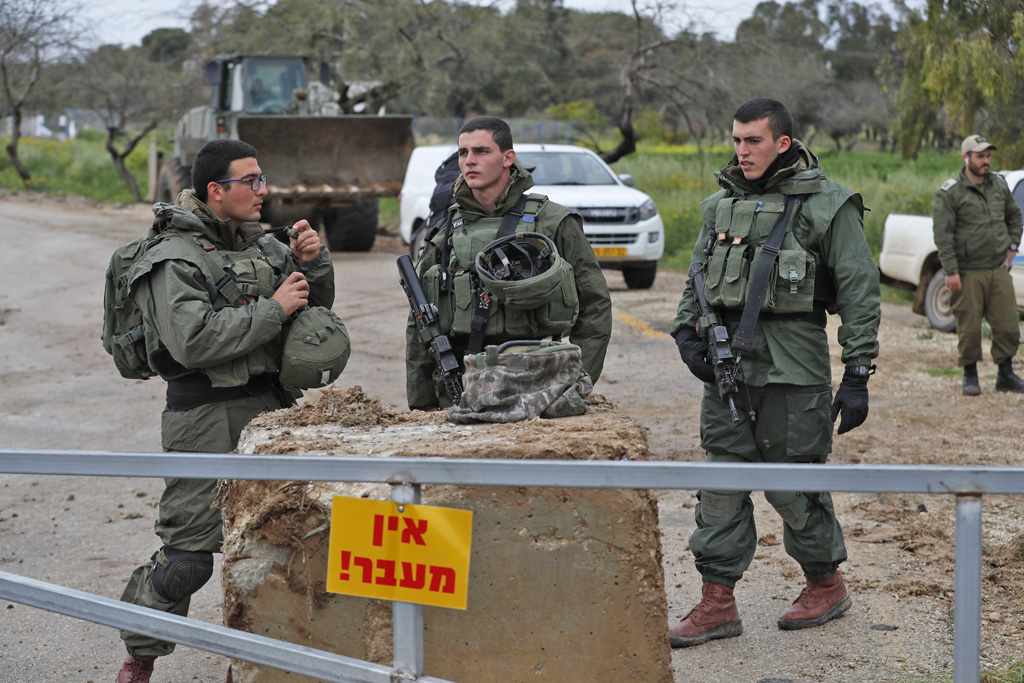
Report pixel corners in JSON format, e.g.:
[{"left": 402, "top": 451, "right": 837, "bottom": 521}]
[{"left": 447, "top": 340, "right": 592, "bottom": 423}]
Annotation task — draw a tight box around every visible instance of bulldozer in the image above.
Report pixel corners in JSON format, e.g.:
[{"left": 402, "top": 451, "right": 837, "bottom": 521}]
[{"left": 155, "top": 55, "right": 415, "bottom": 252}]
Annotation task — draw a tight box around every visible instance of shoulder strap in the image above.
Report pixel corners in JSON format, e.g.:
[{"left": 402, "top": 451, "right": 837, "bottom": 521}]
[
  {"left": 731, "top": 195, "right": 800, "bottom": 353},
  {"left": 154, "top": 232, "right": 248, "bottom": 308},
  {"left": 465, "top": 195, "right": 532, "bottom": 355},
  {"left": 496, "top": 195, "right": 530, "bottom": 239}
]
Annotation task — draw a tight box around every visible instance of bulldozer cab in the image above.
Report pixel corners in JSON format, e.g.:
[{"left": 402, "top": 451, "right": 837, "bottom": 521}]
[{"left": 206, "top": 56, "right": 319, "bottom": 115}]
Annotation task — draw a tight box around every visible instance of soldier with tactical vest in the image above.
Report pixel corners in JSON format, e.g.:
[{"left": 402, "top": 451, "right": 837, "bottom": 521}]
[
  {"left": 932, "top": 134, "right": 1024, "bottom": 396},
  {"left": 114, "top": 139, "right": 346, "bottom": 682},
  {"left": 669, "top": 99, "right": 880, "bottom": 647},
  {"left": 405, "top": 116, "right": 612, "bottom": 410}
]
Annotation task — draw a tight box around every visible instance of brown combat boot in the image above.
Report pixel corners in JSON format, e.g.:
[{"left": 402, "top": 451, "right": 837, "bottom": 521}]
[
  {"left": 115, "top": 654, "right": 154, "bottom": 683},
  {"left": 669, "top": 581, "right": 743, "bottom": 648},
  {"left": 777, "top": 570, "right": 852, "bottom": 630}
]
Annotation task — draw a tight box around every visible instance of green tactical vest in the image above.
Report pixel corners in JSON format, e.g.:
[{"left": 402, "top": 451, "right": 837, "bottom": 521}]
[
  {"left": 702, "top": 192, "right": 816, "bottom": 314},
  {"left": 422, "top": 193, "right": 579, "bottom": 341},
  {"left": 130, "top": 216, "right": 288, "bottom": 387}
]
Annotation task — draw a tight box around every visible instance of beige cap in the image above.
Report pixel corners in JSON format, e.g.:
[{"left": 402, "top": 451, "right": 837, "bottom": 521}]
[{"left": 961, "top": 134, "right": 996, "bottom": 155}]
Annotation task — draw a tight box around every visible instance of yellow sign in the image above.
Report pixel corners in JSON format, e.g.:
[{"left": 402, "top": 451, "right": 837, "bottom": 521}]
[
  {"left": 326, "top": 496, "right": 473, "bottom": 610},
  {"left": 592, "top": 246, "right": 628, "bottom": 258}
]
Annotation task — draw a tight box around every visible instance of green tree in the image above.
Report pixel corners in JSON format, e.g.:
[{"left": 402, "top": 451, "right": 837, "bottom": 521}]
[
  {"left": 893, "top": 0, "right": 1024, "bottom": 162},
  {"left": 141, "top": 28, "right": 193, "bottom": 64}
]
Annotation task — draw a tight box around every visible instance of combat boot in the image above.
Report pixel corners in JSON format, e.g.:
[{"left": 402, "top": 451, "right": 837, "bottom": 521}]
[
  {"left": 669, "top": 581, "right": 742, "bottom": 648},
  {"left": 962, "top": 363, "right": 981, "bottom": 396},
  {"left": 995, "top": 359, "right": 1024, "bottom": 393},
  {"left": 777, "top": 570, "right": 852, "bottom": 630},
  {"left": 115, "top": 654, "right": 154, "bottom": 683}
]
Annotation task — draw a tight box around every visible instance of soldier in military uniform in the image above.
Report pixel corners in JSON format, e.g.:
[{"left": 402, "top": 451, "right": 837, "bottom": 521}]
[
  {"left": 405, "top": 116, "right": 612, "bottom": 410},
  {"left": 115, "top": 139, "right": 339, "bottom": 682},
  {"left": 669, "top": 98, "right": 880, "bottom": 647},
  {"left": 932, "top": 134, "right": 1024, "bottom": 395}
]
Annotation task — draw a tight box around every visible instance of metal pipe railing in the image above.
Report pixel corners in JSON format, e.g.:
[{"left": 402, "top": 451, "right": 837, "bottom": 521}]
[{"left": 3, "top": 449, "right": 1013, "bottom": 683}]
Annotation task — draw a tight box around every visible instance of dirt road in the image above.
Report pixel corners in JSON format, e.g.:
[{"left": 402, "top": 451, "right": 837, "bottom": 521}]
[{"left": 1, "top": 193, "right": 1023, "bottom": 682}]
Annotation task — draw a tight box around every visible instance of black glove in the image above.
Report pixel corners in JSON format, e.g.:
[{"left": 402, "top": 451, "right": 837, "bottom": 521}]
[
  {"left": 675, "top": 327, "right": 716, "bottom": 384},
  {"left": 831, "top": 366, "right": 871, "bottom": 435}
]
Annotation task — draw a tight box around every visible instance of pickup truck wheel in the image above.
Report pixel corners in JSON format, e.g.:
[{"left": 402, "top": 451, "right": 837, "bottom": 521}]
[
  {"left": 925, "top": 269, "right": 956, "bottom": 332},
  {"left": 156, "top": 158, "right": 191, "bottom": 203},
  {"left": 622, "top": 262, "right": 657, "bottom": 289},
  {"left": 323, "top": 199, "right": 378, "bottom": 252}
]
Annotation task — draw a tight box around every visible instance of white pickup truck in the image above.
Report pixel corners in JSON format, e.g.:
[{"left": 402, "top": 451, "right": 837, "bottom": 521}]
[
  {"left": 878, "top": 169, "right": 1024, "bottom": 331},
  {"left": 398, "top": 143, "right": 665, "bottom": 289}
]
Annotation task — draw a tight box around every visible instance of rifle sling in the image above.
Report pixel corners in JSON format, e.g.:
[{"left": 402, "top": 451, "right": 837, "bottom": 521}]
[
  {"left": 731, "top": 195, "right": 800, "bottom": 353},
  {"left": 467, "top": 195, "right": 528, "bottom": 354}
]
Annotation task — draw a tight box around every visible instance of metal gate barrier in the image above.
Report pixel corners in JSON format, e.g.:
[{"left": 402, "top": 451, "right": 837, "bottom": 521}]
[{"left": 3, "top": 449, "right": 1024, "bottom": 683}]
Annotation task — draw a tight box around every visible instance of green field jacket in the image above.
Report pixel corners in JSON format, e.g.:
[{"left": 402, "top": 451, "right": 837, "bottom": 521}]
[
  {"left": 670, "top": 141, "right": 880, "bottom": 386},
  {"left": 406, "top": 161, "right": 612, "bottom": 410},
  {"left": 931, "top": 168, "right": 1023, "bottom": 274},
  {"left": 133, "top": 191, "right": 335, "bottom": 388}
]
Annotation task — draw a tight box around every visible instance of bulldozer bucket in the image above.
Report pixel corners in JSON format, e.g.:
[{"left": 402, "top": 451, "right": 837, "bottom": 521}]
[{"left": 236, "top": 115, "right": 415, "bottom": 203}]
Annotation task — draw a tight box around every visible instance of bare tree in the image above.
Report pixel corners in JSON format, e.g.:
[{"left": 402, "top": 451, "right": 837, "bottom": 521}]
[
  {"left": 70, "top": 45, "right": 178, "bottom": 202},
  {"left": 0, "top": 0, "right": 81, "bottom": 181}
]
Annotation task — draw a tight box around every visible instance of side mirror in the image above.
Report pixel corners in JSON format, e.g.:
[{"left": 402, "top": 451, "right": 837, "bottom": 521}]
[
  {"left": 618, "top": 173, "right": 635, "bottom": 187},
  {"left": 203, "top": 60, "right": 221, "bottom": 86}
]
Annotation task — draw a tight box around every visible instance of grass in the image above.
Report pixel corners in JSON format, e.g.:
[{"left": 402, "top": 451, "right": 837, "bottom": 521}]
[
  {"left": 0, "top": 131, "right": 160, "bottom": 204},
  {"left": 900, "top": 656, "right": 1024, "bottom": 682},
  {"left": 927, "top": 367, "right": 962, "bottom": 377},
  {"left": 379, "top": 197, "right": 399, "bottom": 231},
  {"left": 612, "top": 142, "right": 959, "bottom": 271},
  {"left": 1, "top": 132, "right": 964, "bottom": 267}
]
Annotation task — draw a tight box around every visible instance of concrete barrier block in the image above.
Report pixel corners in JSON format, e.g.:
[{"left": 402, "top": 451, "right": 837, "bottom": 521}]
[{"left": 219, "top": 387, "right": 671, "bottom": 683}]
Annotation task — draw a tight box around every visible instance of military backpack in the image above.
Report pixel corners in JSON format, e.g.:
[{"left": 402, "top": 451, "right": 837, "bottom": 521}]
[{"left": 101, "top": 229, "right": 247, "bottom": 380}]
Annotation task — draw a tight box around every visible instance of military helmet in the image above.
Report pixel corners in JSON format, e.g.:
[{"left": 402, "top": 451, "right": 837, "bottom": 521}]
[
  {"left": 279, "top": 306, "right": 351, "bottom": 389},
  {"left": 475, "top": 232, "right": 573, "bottom": 309}
]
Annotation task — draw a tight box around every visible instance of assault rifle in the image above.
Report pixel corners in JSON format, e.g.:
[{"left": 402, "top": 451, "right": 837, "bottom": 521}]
[
  {"left": 397, "top": 254, "right": 463, "bottom": 405},
  {"left": 688, "top": 247, "right": 741, "bottom": 423}
]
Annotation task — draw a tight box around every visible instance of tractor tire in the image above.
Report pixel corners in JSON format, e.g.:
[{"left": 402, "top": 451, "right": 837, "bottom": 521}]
[
  {"left": 924, "top": 269, "right": 956, "bottom": 332},
  {"left": 156, "top": 158, "right": 191, "bottom": 204},
  {"left": 323, "top": 199, "right": 379, "bottom": 252},
  {"left": 622, "top": 262, "right": 657, "bottom": 290}
]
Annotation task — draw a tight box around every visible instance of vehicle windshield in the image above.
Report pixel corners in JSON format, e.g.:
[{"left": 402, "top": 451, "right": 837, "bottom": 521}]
[
  {"left": 244, "top": 59, "right": 306, "bottom": 113},
  {"left": 516, "top": 151, "right": 617, "bottom": 186}
]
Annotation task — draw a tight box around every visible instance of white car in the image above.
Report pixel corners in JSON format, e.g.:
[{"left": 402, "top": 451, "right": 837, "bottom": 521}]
[
  {"left": 878, "top": 169, "right": 1024, "bottom": 331},
  {"left": 398, "top": 143, "right": 665, "bottom": 289}
]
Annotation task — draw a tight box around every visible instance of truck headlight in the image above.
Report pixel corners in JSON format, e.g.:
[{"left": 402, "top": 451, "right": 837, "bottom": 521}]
[{"left": 638, "top": 199, "right": 657, "bottom": 221}]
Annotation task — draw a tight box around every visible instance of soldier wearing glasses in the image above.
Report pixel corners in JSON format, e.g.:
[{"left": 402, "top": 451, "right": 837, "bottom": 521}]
[{"left": 114, "top": 139, "right": 335, "bottom": 682}]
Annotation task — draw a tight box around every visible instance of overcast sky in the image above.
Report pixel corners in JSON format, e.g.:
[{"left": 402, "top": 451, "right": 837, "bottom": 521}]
[
  {"left": 85, "top": 0, "right": 921, "bottom": 48},
  {"left": 85, "top": 0, "right": 795, "bottom": 48}
]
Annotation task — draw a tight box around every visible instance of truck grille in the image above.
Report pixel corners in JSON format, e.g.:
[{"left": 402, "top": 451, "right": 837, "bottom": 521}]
[
  {"left": 586, "top": 233, "right": 639, "bottom": 246},
  {"left": 573, "top": 207, "right": 638, "bottom": 224}
]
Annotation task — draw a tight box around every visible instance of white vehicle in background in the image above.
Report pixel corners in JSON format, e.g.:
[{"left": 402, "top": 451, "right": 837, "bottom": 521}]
[
  {"left": 878, "top": 169, "right": 1024, "bottom": 331},
  {"left": 399, "top": 143, "right": 666, "bottom": 289}
]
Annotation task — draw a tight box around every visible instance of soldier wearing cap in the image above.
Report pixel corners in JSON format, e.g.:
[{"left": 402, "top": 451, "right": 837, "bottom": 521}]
[{"left": 932, "top": 134, "right": 1024, "bottom": 395}]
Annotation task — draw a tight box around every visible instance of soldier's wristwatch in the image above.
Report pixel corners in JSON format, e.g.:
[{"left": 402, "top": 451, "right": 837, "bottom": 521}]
[
  {"left": 846, "top": 365, "right": 873, "bottom": 378},
  {"left": 1010, "top": 243, "right": 1019, "bottom": 252}
]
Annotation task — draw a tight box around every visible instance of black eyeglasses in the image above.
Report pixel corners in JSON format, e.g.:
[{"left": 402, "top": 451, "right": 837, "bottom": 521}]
[{"left": 217, "top": 175, "right": 267, "bottom": 191}]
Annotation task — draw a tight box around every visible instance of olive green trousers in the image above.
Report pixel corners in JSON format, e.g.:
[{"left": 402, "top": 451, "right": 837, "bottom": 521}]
[
  {"left": 690, "top": 382, "right": 847, "bottom": 588},
  {"left": 119, "top": 391, "right": 282, "bottom": 660},
  {"left": 951, "top": 268, "right": 1020, "bottom": 366}
]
